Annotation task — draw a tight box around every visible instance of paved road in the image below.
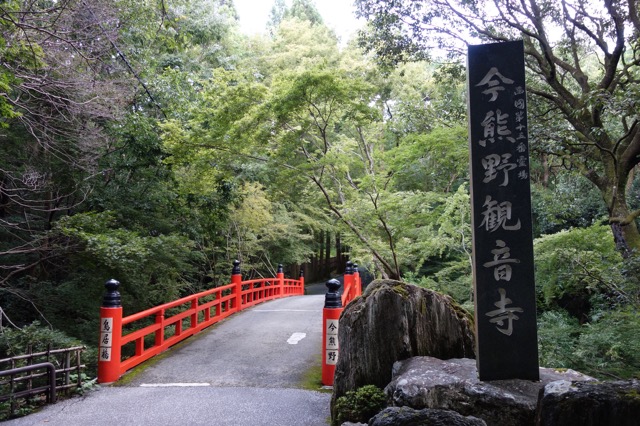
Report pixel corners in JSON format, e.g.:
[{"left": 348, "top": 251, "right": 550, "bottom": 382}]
[{"left": 7, "top": 284, "right": 331, "bottom": 426}]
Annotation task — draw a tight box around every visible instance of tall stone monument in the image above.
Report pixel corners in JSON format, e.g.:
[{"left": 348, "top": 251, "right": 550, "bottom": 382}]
[{"left": 467, "top": 40, "right": 539, "bottom": 381}]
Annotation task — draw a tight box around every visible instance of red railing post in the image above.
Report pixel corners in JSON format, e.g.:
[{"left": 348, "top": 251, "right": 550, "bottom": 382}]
[
  {"left": 98, "top": 279, "right": 123, "bottom": 384},
  {"left": 277, "top": 264, "right": 285, "bottom": 296},
  {"left": 298, "top": 268, "right": 305, "bottom": 295},
  {"left": 322, "top": 279, "right": 342, "bottom": 386},
  {"left": 353, "top": 263, "right": 362, "bottom": 297},
  {"left": 232, "top": 260, "right": 242, "bottom": 311},
  {"left": 341, "top": 261, "right": 354, "bottom": 306},
  {"left": 155, "top": 310, "right": 164, "bottom": 347},
  {"left": 190, "top": 299, "right": 198, "bottom": 328}
]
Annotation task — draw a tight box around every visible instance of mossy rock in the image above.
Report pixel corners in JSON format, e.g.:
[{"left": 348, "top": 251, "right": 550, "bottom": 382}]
[{"left": 331, "top": 279, "right": 476, "bottom": 425}]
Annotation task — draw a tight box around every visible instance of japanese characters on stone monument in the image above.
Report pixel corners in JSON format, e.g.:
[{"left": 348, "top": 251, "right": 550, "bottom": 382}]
[{"left": 467, "top": 40, "right": 539, "bottom": 381}]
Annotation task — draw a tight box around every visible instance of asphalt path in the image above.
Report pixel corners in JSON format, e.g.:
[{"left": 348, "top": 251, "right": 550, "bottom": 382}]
[{"left": 6, "top": 283, "right": 331, "bottom": 426}]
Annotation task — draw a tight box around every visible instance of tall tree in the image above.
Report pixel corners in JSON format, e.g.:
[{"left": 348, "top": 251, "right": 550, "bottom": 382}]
[
  {"left": 287, "top": 0, "right": 323, "bottom": 26},
  {"left": 0, "top": 0, "right": 133, "bottom": 288},
  {"left": 267, "top": 0, "right": 287, "bottom": 33},
  {"left": 355, "top": 0, "right": 640, "bottom": 256},
  {"left": 0, "top": 0, "right": 241, "bottom": 333}
]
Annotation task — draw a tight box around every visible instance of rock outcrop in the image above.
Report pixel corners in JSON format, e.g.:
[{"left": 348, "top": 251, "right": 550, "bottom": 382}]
[
  {"left": 328, "top": 281, "right": 636, "bottom": 426},
  {"left": 331, "top": 280, "right": 475, "bottom": 422},
  {"left": 536, "top": 379, "right": 640, "bottom": 426},
  {"left": 384, "top": 357, "right": 594, "bottom": 426},
  {"left": 369, "top": 407, "right": 487, "bottom": 426}
]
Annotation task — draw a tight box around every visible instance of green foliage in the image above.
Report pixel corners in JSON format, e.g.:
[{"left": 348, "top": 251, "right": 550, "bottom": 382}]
[
  {"left": 0, "top": 322, "right": 95, "bottom": 420},
  {"left": 0, "top": 322, "right": 81, "bottom": 359},
  {"left": 538, "top": 308, "right": 640, "bottom": 380},
  {"left": 263, "top": 19, "right": 340, "bottom": 74},
  {"left": 0, "top": 1, "right": 41, "bottom": 126},
  {"left": 334, "top": 385, "right": 387, "bottom": 424},
  {"left": 384, "top": 62, "right": 467, "bottom": 135},
  {"left": 287, "top": 0, "right": 324, "bottom": 25},
  {"left": 408, "top": 258, "right": 474, "bottom": 313},
  {"left": 534, "top": 224, "right": 633, "bottom": 319},
  {"left": 71, "top": 373, "right": 99, "bottom": 395},
  {"left": 55, "top": 212, "right": 196, "bottom": 309},
  {"left": 0, "top": 399, "right": 40, "bottom": 420},
  {"left": 224, "top": 182, "right": 312, "bottom": 273},
  {"left": 387, "top": 126, "right": 468, "bottom": 192},
  {"left": 535, "top": 224, "right": 640, "bottom": 379},
  {"left": 267, "top": 0, "right": 287, "bottom": 32},
  {"left": 573, "top": 308, "right": 640, "bottom": 379},
  {"left": 118, "top": 0, "right": 239, "bottom": 74},
  {"left": 531, "top": 173, "right": 606, "bottom": 237},
  {"left": 537, "top": 310, "right": 581, "bottom": 369}
]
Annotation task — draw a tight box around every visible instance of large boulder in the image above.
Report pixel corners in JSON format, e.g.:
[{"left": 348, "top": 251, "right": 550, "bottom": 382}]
[
  {"left": 331, "top": 280, "right": 475, "bottom": 421},
  {"left": 369, "top": 407, "right": 487, "bottom": 426},
  {"left": 385, "top": 357, "right": 594, "bottom": 426},
  {"left": 535, "top": 379, "right": 640, "bottom": 426}
]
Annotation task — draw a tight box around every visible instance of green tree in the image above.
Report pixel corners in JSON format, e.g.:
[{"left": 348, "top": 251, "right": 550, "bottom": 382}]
[
  {"left": 531, "top": 172, "right": 607, "bottom": 237},
  {"left": 387, "top": 126, "right": 468, "bottom": 193},
  {"left": 0, "top": 0, "right": 135, "bottom": 291},
  {"left": 287, "top": 0, "right": 323, "bottom": 26},
  {"left": 262, "top": 18, "right": 340, "bottom": 77},
  {"left": 267, "top": 0, "right": 287, "bottom": 33},
  {"left": 355, "top": 0, "right": 640, "bottom": 256},
  {"left": 0, "top": 0, "right": 242, "bottom": 340},
  {"left": 223, "top": 182, "right": 312, "bottom": 275}
]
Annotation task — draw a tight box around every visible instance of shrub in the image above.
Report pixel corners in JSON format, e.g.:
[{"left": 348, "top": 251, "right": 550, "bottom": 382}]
[
  {"left": 534, "top": 224, "right": 626, "bottom": 320},
  {"left": 538, "top": 308, "right": 640, "bottom": 380},
  {"left": 0, "top": 321, "right": 82, "bottom": 359},
  {"left": 334, "top": 384, "right": 387, "bottom": 424},
  {"left": 573, "top": 307, "right": 640, "bottom": 379},
  {"left": 407, "top": 258, "right": 474, "bottom": 314},
  {"left": 538, "top": 310, "right": 580, "bottom": 369}
]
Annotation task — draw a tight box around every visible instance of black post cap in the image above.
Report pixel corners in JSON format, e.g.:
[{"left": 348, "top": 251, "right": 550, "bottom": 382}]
[
  {"left": 102, "top": 279, "right": 121, "bottom": 308},
  {"left": 232, "top": 260, "right": 241, "bottom": 275},
  {"left": 345, "top": 260, "right": 354, "bottom": 275},
  {"left": 277, "top": 264, "right": 284, "bottom": 274},
  {"left": 324, "top": 279, "right": 342, "bottom": 309}
]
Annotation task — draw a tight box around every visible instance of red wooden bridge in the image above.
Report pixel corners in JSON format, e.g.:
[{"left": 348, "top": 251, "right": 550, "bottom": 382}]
[
  {"left": 3, "top": 261, "right": 363, "bottom": 425},
  {"left": 98, "top": 260, "right": 362, "bottom": 384}
]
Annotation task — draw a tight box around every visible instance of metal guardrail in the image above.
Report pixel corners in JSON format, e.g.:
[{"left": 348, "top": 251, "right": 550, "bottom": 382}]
[
  {"left": 0, "top": 345, "right": 86, "bottom": 418},
  {"left": 0, "top": 363, "right": 56, "bottom": 404}
]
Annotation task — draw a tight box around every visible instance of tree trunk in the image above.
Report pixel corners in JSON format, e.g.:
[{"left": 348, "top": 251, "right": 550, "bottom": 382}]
[
  {"left": 318, "top": 230, "right": 325, "bottom": 277},
  {"left": 311, "top": 255, "right": 318, "bottom": 281},
  {"left": 607, "top": 190, "right": 640, "bottom": 258},
  {"left": 336, "top": 233, "right": 344, "bottom": 272},
  {"left": 541, "top": 154, "right": 550, "bottom": 188},
  {"left": 324, "top": 231, "right": 331, "bottom": 277}
]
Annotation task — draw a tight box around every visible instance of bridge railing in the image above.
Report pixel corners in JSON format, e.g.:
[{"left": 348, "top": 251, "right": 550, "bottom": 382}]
[
  {"left": 323, "top": 261, "right": 363, "bottom": 386},
  {"left": 98, "top": 261, "right": 304, "bottom": 384},
  {"left": 341, "top": 261, "right": 362, "bottom": 307}
]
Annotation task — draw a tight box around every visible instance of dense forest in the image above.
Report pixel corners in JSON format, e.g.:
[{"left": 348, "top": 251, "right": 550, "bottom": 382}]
[{"left": 0, "top": 0, "right": 638, "bottom": 381}]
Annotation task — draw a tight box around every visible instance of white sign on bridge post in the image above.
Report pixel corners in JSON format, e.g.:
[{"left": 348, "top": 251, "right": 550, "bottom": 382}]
[
  {"left": 325, "top": 319, "right": 339, "bottom": 366},
  {"left": 99, "top": 318, "right": 113, "bottom": 361}
]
